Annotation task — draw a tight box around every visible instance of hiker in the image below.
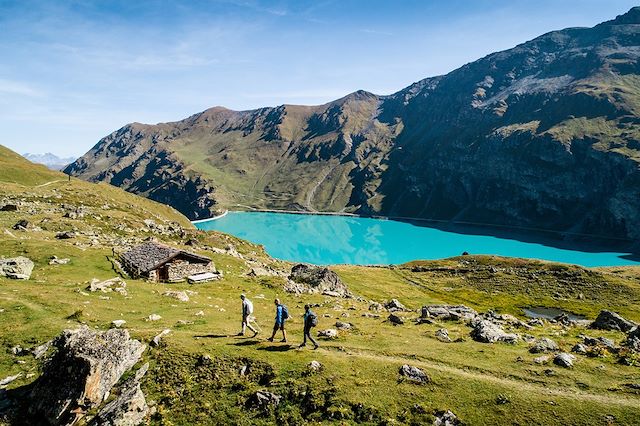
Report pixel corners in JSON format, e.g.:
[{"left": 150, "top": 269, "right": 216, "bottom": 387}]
[
  {"left": 238, "top": 294, "right": 258, "bottom": 337},
  {"left": 299, "top": 304, "right": 319, "bottom": 349},
  {"left": 267, "top": 298, "right": 288, "bottom": 342}
]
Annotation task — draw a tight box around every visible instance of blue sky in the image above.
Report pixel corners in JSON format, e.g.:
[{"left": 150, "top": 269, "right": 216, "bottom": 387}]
[{"left": 0, "top": 0, "right": 637, "bottom": 157}]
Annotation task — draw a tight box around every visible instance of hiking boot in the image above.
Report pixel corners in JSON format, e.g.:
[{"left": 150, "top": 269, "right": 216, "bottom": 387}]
[
  {"left": 313, "top": 344, "right": 319, "bottom": 350},
  {"left": 236, "top": 332, "right": 244, "bottom": 336},
  {"left": 252, "top": 331, "right": 259, "bottom": 338},
  {"left": 281, "top": 339, "right": 287, "bottom": 343},
  {"left": 298, "top": 343, "right": 306, "bottom": 348},
  {"left": 267, "top": 337, "right": 274, "bottom": 342}
]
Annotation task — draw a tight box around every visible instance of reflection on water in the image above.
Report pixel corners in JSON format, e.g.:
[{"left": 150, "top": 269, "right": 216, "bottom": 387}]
[{"left": 195, "top": 212, "right": 640, "bottom": 267}]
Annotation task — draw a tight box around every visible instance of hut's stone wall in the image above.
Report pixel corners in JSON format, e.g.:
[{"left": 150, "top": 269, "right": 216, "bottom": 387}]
[{"left": 166, "top": 260, "right": 212, "bottom": 282}]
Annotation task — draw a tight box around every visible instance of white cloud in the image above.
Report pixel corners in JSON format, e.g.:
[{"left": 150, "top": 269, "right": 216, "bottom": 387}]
[{"left": 0, "top": 79, "right": 43, "bottom": 97}]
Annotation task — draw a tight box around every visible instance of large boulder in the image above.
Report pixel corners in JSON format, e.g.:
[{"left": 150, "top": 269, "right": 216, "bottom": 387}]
[
  {"left": 627, "top": 327, "right": 640, "bottom": 352},
  {"left": 421, "top": 305, "right": 477, "bottom": 321},
  {"left": 590, "top": 310, "right": 637, "bottom": 332},
  {"left": 0, "top": 257, "right": 34, "bottom": 280},
  {"left": 553, "top": 353, "right": 576, "bottom": 368},
  {"left": 470, "top": 319, "right": 519, "bottom": 344},
  {"left": 287, "top": 264, "right": 351, "bottom": 297},
  {"left": 529, "top": 337, "right": 559, "bottom": 354},
  {"left": 89, "top": 363, "right": 150, "bottom": 426},
  {"left": 384, "top": 299, "right": 407, "bottom": 312},
  {"left": 28, "top": 326, "right": 146, "bottom": 425},
  {"left": 399, "top": 364, "right": 430, "bottom": 384}
]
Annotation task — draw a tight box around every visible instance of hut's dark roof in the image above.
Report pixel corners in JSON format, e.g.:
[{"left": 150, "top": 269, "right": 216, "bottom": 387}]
[{"left": 121, "top": 242, "right": 210, "bottom": 273}]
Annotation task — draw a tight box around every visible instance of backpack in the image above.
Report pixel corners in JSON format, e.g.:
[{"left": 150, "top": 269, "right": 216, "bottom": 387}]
[
  {"left": 309, "top": 311, "right": 318, "bottom": 327},
  {"left": 245, "top": 299, "right": 254, "bottom": 315},
  {"left": 281, "top": 305, "right": 289, "bottom": 320}
]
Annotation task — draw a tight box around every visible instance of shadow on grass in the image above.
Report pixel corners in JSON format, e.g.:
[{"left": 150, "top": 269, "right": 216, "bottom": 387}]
[
  {"left": 194, "top": 334, "right": 228, "bottom": 339},
  {"left": 257, "top": 344, "right": 294, "bottom": 352},
  {"left": 232, "top": 340, "right": 260, "bottom": 346}
]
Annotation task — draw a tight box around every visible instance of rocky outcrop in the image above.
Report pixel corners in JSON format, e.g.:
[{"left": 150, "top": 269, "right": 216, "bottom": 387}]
[
  {"left": 399, "top": 365, "right": 430, "bottom": 384},
  {"left": 245, "top": 390, "right": 282, "bottom": 410},
  {"left": 433, "top": 410, "right": 460, "bottom": 426},
  {"left": 529, "top": 337, "right": 559, "bottom": 354},
  {"left": 590, "top": 310, "right": 637, "bottom": 332},
  {"left": 470, "top": 319, "right": 519, "bottom": 344},
  {"left": 90, "top": 363, "right": 150, "bottom": 426},
  {"left": 287, "top": 264, "right": 351, "bottom": 297},
  {"left": 28, "top": 326, "right": 146, "bottom": 425},
  {"left": 0, "top": 257, "right": 34, "bottom": 280},
  {"left": 421, "top": 305, "right": 477, "bottom": 321}
]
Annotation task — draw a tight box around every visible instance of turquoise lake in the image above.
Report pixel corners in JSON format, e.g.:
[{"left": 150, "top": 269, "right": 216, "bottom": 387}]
[{"left": 194, "top": 211, "right": 639, "bottom": 267}]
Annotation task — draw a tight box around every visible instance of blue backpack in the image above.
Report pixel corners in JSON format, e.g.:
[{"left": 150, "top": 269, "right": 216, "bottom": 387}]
[{"left": 281, "top": 305, "right": 289, "bottom": 320}]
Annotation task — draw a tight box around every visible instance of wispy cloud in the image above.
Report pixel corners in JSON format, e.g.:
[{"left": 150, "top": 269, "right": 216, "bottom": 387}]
[
  {"left": 360, "top": 28, "right": 393, "bottom": 36},
  {"left": 0, "top": 79, "right": 43, "bottom": 97}
]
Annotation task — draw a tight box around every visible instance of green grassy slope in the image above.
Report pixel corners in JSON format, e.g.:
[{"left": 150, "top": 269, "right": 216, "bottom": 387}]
[{"left": 2, "top": 146, "right": 640, "bottom": 425}]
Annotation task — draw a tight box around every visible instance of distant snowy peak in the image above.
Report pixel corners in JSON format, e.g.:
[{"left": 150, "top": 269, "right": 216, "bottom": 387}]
[{"left": 23, "top": 153, "right": 76, "bottom": 170}]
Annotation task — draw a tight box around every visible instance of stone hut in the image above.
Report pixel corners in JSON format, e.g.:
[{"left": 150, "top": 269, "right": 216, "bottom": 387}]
[{"left": 120, "top": 242, "right": 213, "bottom": 282}]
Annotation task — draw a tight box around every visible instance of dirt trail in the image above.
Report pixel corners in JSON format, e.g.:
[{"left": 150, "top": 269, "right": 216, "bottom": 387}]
[
  {"left": 325, "top": 346, "right": 640, "bottom": 408},
  {"left": 35, "top": 180, "right": 63, "bottom": 188}
]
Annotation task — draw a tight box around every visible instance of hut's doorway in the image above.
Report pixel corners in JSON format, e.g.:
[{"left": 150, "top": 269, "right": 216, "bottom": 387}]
[{"left": 158, "top": 265, "right": 169, "bottom": 282}]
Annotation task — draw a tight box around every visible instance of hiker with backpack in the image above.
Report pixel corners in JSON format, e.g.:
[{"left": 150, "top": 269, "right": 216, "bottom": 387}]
[
  {"left": 299, "top": 304, "right": 319, "bottom": 349},
  {"left": 267, "top": 298, "right": 288, "bottom": 343},
  {"left": 238, "top": 294, "right": 258, "bottom": 337}
]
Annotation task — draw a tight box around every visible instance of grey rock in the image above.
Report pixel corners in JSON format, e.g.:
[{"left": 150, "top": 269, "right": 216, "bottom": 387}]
[
  {"left": 246, "top": 390, "right": 282, "bottom": 410},
  {"left": 12, "top": 219, "right": 29, "bottom": 230},
  {"left": 399, "top": 364, "right": 430, "bottom": 384},
  {"left": 0, "top": 256, "right": 34, "bottom": 280},
  {"left": 317, "top": 329, "right": 338, "bottom": 339},
  {"left": 28, "top": 326, "right": 146, "bottom": 425},
  {"left": 0, "top": 373, "right": 22, "bottom": 388},
  {"left": 553, "top": 352, "right": 576, "bottom": 368},
  {"left": 583, "top": 336, "right": 617, "bottom": 351},
  {"left": 529, "top": 337, "right": 559, "bottom": 354},
  {"left": 572, "top": 343, "right": 588, "bottom": 355},
  {"left": 88, "top": 277, "right": 128, "bottom": 296},
  {"left": 470, "top": 319, "right": 519, "bottom": 344},
  {"left": 369, "top": 302, "right": 385, "bottom": 312},
  {"left": 335, "top": 321, "right": 352, "bottom": 330},
  {"left": 433, "top": 409, "right": 459, "bottom": 426},
  {"left": 0, "top": 204, "right": 18, "bottom": 211},
  {"left": 590, "top": 310, "right": 637, "bottom": 332},
  {"left": 533, "top": 355, "right": 550, "bottom": 365},
  {"left": 308, "top": 360, "right": 322, "bottom": 372},
  {"left": 111, "top": 320, "right": 127, "bottom": 328},
  {"left": 90, "top": 363, "right": 150, "bottom": 426},
  {"left": 162, "top": 290, "right": 189, "bottom": 302},
  {"left": 385, "top": 299, "right": 407, "bottom": 312},
  {"left": 422, "top": 305, "right": 477, "bottom": 321},
  {"left": 435, "top": 328, "right": 452, "bottom": 343},
  {"left": 388, "top": 313, "right": 405, "bottom": 325},
  {"left": 150, "top": 329, "right": 171, "bottom": 347},
  {"left": 49, "top": 256, "right": 71, "bottom": 265},
  {"left": 30, "top": 340, "right": 53, "bottom": 359},
  {"left": 287, "top": 264, "right": 351, "bottom": 297},
  {"left": 55, "top": 231, "right": 77, "bottom": 239}
]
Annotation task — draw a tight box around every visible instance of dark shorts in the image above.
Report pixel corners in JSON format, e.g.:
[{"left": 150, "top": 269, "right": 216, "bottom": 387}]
[{"left": 273, "top": 322, "right": 285, "bottom": 331}]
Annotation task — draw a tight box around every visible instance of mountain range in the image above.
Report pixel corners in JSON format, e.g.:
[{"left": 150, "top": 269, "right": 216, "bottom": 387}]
[
  {"left": 66, "top": 7, "right": 640, "bottom": 242},
  {"left": 23, "top": 153, "right": 76, "bottom": 171}
]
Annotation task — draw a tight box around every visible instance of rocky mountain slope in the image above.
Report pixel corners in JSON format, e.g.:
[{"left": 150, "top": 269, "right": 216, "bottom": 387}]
[{"left": 67, "top": 7, "right": 640, "bottom": 242}]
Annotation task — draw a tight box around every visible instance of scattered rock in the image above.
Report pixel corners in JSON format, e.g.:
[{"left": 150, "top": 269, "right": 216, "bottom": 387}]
[
  {"left": 553, "top": 353, "right": 576, "bottom": 368},
  {"left": 89, "top": 363, "right": 150, "bottom": 426},
  {"left": 528, "top": 318, "right": 545, "bottom": 327},
  {"left": 421, "top": 305, "right": 477, "bottom": 321},
  {"left": 246, "top": 390, "right": 281, "bottom": 410},
  {"left": 163, "top": 290, "right": 190, "bottom": 302},
  {"left": 399, "top": 364, "right": 430, "bottom": 384},
  {"left": 533, "top": 355, "right": 550, "bottom": 365},
  {"left": 151, "top": 329, "right": 171, "bottom": 347},
  {"left": 368, "top": 302, "right": 385, "bottom": 312},
  {"left": 626, "top": 327, "right": 640, "bottom": 352},
  {"left": 583, "top": 336, "right": 618, "bottom": 352},
  {"left": 28, "top": 326, "right": 146, "bottom": 424},
  {"left": 0, "top": 204, "right": 18, "bottom": 212},
  {"left": 470, "top": 319, "right": 519, "bottom": 344},
  {"left": 194, "top": 311, "right": 205, "bottom": 317},
  {"left": 10, "top": 345, "right": 24, "bottom": 356},
  {"left": 87, "top": 277, "right": 128, "bottom": 296},
  {"left": 433, "top": 409, "right": 460, "bottom": 426},
  {"left": 0, "top": 373, "right": 21, "bottom": 388},
  {"left": 308, "top": 360, "right": 322, "bottom": 372},
  {"left": 362, "top": 312, "right": 381, "bottom": 319},
  {"left": 55, "top": 231, "right": 77, "bottom": 239},
  {"left": 572, "top": 343, "right": 588, "bottom": 355},
  {"left": 529, "top": 337, "right": 559, "bottom": 354},
  {"left": 590, "top": 310, "right": 637, "bottom": 332},
  {"left": 176, "top": 320, "right": 194, "bottom": 326},
  {"left": 111, "top": 320, "right": 127, "bottom": 328},
  {"left": 12, "top": 219, "right": 29, "bottom": 231},
  {"left": 0, "top": 256, "right": 34, "bottom": 280},
  {"left": 384, "top": 299, "right": 407, "bottom": 312},
  {"left": 287, "top": 264, "right": 351, "bottom": 297},
  {"left": 49, "top": 256, "right": 70, "bottom": 265},
  {"left": 388, "top": 313, "right": 405, "bottom": 325},
  {"left": 30, "top": 341, "right": 53, "bottom": 359},
  {"left": 435, "top": 328, "right": 452, "bottom": 343},
  {"left": 317, "top": 329, "right": 338, "bottom": 339},
  {"left": 335, "top": 321, "right": 352, "bottom": 331},
  {"left": 147, "top": 314, "right": 162, "bottom": 321}
]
